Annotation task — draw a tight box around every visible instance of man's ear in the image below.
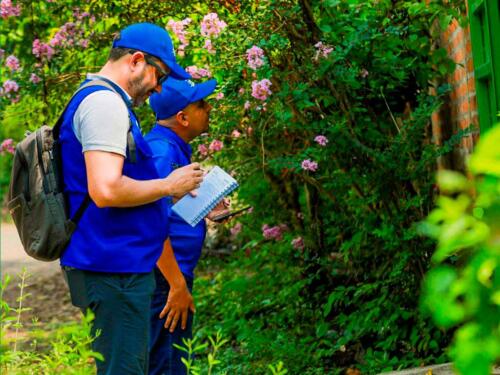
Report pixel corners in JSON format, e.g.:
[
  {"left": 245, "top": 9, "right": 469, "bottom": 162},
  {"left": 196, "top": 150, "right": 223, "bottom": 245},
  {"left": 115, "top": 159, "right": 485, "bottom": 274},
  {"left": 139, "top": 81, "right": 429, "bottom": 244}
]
[
  {"left": 176, "top": 111, "right": 189, "bottom": 127},
  {"left": 129, "top": 51, "right": 145, "bottom": 71}
]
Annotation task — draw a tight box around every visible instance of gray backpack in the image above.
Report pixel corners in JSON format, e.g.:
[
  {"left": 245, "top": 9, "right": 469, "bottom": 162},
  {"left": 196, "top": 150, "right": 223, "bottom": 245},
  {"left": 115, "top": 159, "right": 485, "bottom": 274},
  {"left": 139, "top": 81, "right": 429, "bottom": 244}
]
[{"left": 7, "top": 80, "right": 118, "bottom": 261}]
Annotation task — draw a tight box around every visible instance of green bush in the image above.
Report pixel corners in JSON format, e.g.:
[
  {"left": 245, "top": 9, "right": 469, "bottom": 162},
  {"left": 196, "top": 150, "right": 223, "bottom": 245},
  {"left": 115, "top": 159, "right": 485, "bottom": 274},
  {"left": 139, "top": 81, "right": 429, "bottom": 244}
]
[{"left": 421, "top": 124, "right": 500, "bottom": 375}]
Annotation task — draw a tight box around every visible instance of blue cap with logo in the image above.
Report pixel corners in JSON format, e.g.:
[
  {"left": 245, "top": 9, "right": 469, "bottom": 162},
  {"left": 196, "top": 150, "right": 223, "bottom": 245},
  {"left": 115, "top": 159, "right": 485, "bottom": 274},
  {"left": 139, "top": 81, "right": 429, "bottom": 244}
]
[
  {"left": 112, "top": 23, "right": 191, "bottom": 80},
  {"left": 149, "top": 77, "right": 217, "bottom": 120}
]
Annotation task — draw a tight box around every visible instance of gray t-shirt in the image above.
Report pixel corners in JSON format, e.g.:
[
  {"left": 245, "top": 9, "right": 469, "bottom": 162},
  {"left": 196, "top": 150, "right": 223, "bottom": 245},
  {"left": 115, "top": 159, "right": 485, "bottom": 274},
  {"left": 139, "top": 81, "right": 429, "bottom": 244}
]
[{"left": 72, "top": 75, "right": 130, "bottom": 157}]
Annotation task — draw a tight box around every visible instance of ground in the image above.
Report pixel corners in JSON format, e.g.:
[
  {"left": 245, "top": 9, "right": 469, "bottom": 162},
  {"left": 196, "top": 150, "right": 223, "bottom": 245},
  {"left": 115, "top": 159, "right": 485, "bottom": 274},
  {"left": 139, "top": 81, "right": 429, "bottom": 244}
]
[{"left": 1, "top": 222, "right": 80, "bottom": 327}]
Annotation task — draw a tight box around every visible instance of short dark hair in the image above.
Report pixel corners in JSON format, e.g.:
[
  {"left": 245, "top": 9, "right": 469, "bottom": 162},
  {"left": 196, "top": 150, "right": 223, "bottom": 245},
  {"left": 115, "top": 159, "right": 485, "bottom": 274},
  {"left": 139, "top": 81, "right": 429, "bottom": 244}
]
[{"left": 108, "top": 47, "right": 137, "bottom": 61}]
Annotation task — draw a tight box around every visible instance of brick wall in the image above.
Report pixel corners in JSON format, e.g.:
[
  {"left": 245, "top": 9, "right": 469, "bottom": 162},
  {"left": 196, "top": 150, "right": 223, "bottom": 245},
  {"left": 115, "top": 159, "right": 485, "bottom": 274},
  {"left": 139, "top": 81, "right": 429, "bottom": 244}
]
[{"left": 431, "top": 8, "right": 479, "bottom": 171}]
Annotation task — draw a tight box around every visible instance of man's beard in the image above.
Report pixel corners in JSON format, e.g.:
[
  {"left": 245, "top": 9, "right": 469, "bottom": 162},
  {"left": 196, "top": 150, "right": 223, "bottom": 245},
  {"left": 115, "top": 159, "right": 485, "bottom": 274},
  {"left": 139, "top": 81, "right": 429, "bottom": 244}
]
[{"left": 128, "top": 68, "right": 154, "bottom": 107}]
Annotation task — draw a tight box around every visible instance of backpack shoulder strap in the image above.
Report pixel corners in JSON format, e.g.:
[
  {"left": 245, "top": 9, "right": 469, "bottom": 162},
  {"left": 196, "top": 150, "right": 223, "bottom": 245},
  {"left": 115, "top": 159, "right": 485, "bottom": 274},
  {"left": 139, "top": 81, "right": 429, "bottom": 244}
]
[
  {"left": 52, "top": 79, "right": 128, "bottom": 224},
  {"left": 52, "top": 80, "right": 118, "bottom": 140}
]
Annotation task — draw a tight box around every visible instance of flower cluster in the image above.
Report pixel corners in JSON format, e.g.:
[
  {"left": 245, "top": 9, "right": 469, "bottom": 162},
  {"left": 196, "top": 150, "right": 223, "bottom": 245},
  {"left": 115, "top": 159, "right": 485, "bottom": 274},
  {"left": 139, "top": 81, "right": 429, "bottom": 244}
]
[
  {"left": 246, "top": 45, "right": 265, "bottom": 70},
  {"left": 230, "top": 222, "right": 242, "bottom": 237},
  {"left": 198, "top": 144, "right": 208, "bottom": 157},
  {"left": 291, "top": 236, "right": 305, "bottom": 250},
  {"left": 262, "top": 224, "right": 288, "bottom": 241},
  {"left": 0, "top": 138, "right": 15, "bottom": 155},
  {"left": 314, "top": 41, "right": 333, "bottom": 60},
  {"left": 1, "top": 0, "right": 21, "bottom": 19},
  {"left": 200, "top": 13, "right": 227, "bottom": 38},
  {"left": 185, "top": 65, "right": 211, "bottom": 79},
  {"left": 231, "top": 129, "right": 241, "bottom": 138},
  {"left": 5, "top": 55, "right": 20, "bottom": 71},
  {"left": 314, "top": 135, "right": 328, "bottom": 146},
  {"left": 203, "top": 39, "right": 216, "bottom": 54},
  {"left": 32, "top": 39, "right": 55, "bottom": 61},
  {"left": 167, "top": 18, "right": 191, "bottom": 56},
  {"left": 251, "top": 79, "right": 272, "bottom": 101},
  {"left": 2, "top": 79, "right": 19, "bottom": 94},
  {"left": 30, "top": 73, "right": 41, "bottom": 84},
  {"left": 209, "top": 139, "right": 223, "bottom": 152},
  {"left": 301, "top": 159, "right": 318, "bottom": 172},
  {"left": 215, "top": 92, "right": 224, "bottom": 100}
]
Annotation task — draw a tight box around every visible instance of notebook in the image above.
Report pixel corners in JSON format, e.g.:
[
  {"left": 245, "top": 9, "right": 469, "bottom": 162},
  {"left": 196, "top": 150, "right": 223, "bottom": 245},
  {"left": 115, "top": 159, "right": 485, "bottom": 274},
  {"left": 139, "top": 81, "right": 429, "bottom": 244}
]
[{"left": 171, "top": 166, "right": 239, "bottom": 227}]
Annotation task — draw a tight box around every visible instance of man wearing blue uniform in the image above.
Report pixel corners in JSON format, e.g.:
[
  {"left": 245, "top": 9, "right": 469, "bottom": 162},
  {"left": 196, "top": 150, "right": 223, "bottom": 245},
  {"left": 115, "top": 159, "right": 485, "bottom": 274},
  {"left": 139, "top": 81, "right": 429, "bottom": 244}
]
[
  {"left": 145, "top": 78, "right": 227, "bottom": 375},
  {"left": 60, "top": 24, "right": 203, "bottom": 374}
]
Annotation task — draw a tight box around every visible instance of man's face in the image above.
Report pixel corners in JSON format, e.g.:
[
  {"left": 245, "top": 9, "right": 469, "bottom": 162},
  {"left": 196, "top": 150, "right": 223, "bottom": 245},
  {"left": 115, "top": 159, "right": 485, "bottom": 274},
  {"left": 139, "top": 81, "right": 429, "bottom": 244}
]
[
  {"left": 184, "top": 100, "right": 213, "bottom": 137},
  {"left": 128, "top": 54, "right": 169, "bottom": 107}
]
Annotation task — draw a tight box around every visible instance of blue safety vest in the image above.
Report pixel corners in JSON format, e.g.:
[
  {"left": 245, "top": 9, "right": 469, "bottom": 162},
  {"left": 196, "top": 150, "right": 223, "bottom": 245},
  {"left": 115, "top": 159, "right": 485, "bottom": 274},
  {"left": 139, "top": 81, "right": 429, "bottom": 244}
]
[
  {"left": 145, "top": 125, "right": 206, "bottom": 278},
  {"left": 59, "top": 79, "right": 168, "bottom": 273}
]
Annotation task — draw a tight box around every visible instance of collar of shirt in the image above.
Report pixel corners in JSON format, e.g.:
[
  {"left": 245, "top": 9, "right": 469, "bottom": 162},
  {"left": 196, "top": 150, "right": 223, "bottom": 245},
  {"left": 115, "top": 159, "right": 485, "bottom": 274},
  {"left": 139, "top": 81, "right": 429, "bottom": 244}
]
[
  {"left": 151, "top": 124, "right": 192, "bottom": 161},
  {"left": 86, "top": 73, "right": 133, "bottom": 108}
]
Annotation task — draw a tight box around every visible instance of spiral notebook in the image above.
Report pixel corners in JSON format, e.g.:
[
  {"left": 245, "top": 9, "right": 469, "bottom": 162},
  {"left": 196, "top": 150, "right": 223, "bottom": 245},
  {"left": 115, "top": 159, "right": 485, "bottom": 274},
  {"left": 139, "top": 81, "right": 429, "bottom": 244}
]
[{"left": 172, "top": 166, "right": 239, "bottom": 227}]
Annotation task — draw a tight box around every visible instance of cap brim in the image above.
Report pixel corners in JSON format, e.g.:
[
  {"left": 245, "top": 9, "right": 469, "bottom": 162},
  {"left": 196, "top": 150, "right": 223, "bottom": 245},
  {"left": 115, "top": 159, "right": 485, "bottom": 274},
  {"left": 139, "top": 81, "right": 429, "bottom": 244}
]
[
  {"left": 166, "top": 61, "right": 192, "bottom": 80},
  {"left": 190, "top": 79, "right": 218, "bottom": 102}
]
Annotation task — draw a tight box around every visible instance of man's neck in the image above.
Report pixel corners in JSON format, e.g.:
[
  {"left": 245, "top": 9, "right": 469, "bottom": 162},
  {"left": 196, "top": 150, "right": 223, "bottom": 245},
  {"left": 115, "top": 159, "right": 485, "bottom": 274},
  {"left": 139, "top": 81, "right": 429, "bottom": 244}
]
[
  {"left": 156, "top": 122, "right": 192, "bottom": 143},
  {"left": 96, "top": 63, "right": 131, "bottom": 97}
]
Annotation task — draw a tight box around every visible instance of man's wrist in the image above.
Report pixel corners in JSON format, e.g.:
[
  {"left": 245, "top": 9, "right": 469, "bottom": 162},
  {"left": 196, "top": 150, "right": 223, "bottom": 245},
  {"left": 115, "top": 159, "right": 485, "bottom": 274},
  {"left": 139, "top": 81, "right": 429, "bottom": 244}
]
[{"left": 160, "top": 178, "right": 172, "bottom": 197}]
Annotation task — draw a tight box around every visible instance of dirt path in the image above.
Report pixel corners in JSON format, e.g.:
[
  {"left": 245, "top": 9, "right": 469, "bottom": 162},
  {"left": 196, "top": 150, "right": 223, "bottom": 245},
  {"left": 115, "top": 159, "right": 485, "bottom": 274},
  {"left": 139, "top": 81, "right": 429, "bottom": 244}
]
[
  {"left": 1, "top": 222, "right": 80, "bottom": 326},
  {"left": 1, "top": 222, "right": 61, "bottom": 277}
]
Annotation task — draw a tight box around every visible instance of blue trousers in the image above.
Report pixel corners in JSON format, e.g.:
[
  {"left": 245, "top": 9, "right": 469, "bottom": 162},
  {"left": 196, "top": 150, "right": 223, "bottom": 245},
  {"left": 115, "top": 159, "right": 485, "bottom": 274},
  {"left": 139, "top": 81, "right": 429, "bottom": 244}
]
[
  {"left": 149, "top": 267, "right": 194, "bottom": 375},
  {"left": 63, "top": 267, "right": 155, "bottom": 375}
]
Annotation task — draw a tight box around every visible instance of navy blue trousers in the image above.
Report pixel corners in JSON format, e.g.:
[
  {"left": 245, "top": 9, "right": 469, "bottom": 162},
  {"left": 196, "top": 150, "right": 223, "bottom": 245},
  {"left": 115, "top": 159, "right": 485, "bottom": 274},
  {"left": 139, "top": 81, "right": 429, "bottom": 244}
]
[
  {"left": 149, "top": 267, "right": 194, "bottom": 375},
  {"left": 63, "top": 267, "right": 156, "bottom": 375}
]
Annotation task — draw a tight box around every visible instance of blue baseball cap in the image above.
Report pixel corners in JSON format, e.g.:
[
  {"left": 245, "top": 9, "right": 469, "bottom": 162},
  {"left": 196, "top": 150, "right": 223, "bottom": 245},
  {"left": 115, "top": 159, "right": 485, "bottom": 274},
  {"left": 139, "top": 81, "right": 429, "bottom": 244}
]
[
  {"left": 149, "top": 77, "right": 217, "bottom": 120},
  {"left": 112, "top": 23, "right": 191, "bottom": 80}
]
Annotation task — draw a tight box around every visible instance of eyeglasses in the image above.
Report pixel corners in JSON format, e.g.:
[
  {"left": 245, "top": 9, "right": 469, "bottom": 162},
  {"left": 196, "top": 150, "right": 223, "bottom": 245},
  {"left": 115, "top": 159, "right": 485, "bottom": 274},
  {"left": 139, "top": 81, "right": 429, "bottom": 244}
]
[{"left": 144, "top": 54, "right": 170, "bottom": 87}]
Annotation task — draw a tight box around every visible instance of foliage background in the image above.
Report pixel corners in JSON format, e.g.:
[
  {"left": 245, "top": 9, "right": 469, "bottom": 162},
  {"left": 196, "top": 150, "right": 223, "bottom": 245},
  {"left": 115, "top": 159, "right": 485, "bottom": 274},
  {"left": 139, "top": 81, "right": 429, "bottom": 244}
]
[{"left": 0, "top": 0, "right": 472, "bottom": 374}]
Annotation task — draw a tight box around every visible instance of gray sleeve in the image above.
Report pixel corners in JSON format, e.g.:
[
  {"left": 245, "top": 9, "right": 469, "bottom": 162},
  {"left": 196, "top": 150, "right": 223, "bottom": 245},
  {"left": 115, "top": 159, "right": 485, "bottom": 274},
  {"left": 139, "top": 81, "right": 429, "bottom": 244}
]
[{"left": 72, "top": 90, "right": 129, "bottom": 156}]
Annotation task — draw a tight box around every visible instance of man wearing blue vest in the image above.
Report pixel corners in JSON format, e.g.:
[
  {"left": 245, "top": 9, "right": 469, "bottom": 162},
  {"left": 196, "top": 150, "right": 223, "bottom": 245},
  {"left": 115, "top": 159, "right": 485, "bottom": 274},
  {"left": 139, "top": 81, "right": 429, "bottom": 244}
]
[
  {"left": 145, "top": 78, "right": 228, "bottom": 375},
  {"left": 59, "top": 23, "right": 204, "bottom": 375}
]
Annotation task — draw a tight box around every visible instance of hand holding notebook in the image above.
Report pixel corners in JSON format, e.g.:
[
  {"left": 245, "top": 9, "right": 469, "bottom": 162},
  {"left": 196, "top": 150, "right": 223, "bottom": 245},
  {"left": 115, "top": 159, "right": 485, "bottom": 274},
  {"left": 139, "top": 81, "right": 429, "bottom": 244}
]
[{"left": 172, "top": 166, "right": 239, "bottom": 227}]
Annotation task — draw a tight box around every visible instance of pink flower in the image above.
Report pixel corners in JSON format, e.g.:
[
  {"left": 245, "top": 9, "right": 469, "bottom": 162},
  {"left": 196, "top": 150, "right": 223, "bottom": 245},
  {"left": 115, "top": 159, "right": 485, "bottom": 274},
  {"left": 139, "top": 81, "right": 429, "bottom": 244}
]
[
  {"left": 198, "top": 144, "right": 208, "bottom": 157},
  {"left": 230, "top": 223, "right": 242, "bottom": 237},
  {"left": 3, "top": 79, "right": 19, "bottom": 94},
  {"left": 177, "top": 44, "right": 186, "bottom": 57},
  {"left": 251, "top": 79, "right": 272, "bottom": 101},
  {"left": 167, "top": 18, "right": 191, "bottom": 46},
  {"left": 215, "top": 92, "right": 224, "bottom": 100},
  {"left": 203, "top": 39, "right": 216, "bottom": 54},
  {"left": 246, "top": 45, "right": 265, "bottom": 70},
  {"left": 231, "top": 129, "right": 241, "bottom": 138},
  {"left": 200, "top": 13, "right": 227, "bottom": 38},
  {"left": 29, "top": 73, "right": 41, "bottom": 84},
  {"left": 360, "top": 68, "right": 369, "bottom": 78},
  {"left": 0, "top": 138, "right": 15, "bottom": 154},
  {"left": 314, "top": 135, "right": 328, "bottom": 146},
  {"left": 79, "top": 39, "right": 90, "bottom": 48},
  {"left": 297, "top": 212, "right": 304, "bottom": 219},
  {"left": 32, "top": 39, "right": 55, "bottom": 61},
  {"left": 262, "top": 224, "right": 287, "bottom": 241},
  {"left": 291, "top": 237, "right": 305, "bottom": 250},
  {"left": 301, "top": 159, "right": 318, "bottom": 172},
  {"left": 50, "top": 22, "right": 78, "bottom": 48},
  {"left": 314, "top": 41, "right": 333, "bottom": 60},
  {"left": 244, "top": 101, "right": 251, "bottom": 110},
  {"left": 238, "top": 87, "right": 245, "bottom": 95},
  {"left": 209, "top": 139, "right": 223, "bottom": 152},
  {"left": 186, "top": 65, "right": 212, "bottom": 79},
  {"left": 5, "top": 55, "right": 20, "bottom": 71},
  {"left": 1, "top": 0, "right": 21, "bottom": 19}
]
